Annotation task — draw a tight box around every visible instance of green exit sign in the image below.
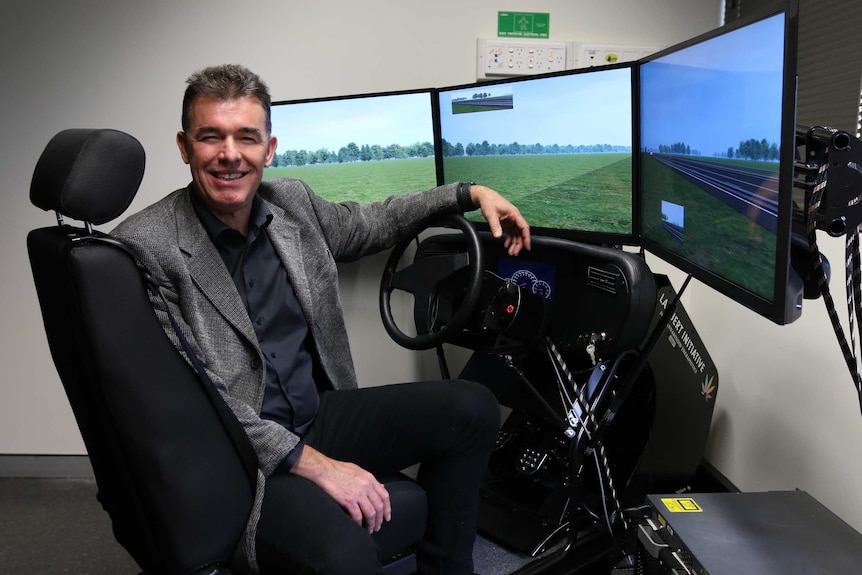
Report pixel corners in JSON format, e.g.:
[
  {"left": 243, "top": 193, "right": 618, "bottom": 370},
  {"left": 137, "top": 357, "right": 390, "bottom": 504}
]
[{"left": 497, "top": 11, "right": 550, "bottom": 38}]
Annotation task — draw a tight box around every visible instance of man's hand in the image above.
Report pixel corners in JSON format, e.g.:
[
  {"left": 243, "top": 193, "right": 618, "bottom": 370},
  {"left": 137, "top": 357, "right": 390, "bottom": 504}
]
[
  {"left": 470, "top": 184, "right": 531, "bottom": 256},
  {"left": 291, "top": 445, "right": 391, "bottom": 533}
]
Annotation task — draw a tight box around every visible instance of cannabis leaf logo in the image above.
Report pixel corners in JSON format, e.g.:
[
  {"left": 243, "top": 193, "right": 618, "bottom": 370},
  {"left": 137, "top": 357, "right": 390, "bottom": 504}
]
[{"left": 701, "top": 374, "right": 716, "bottom": 401}]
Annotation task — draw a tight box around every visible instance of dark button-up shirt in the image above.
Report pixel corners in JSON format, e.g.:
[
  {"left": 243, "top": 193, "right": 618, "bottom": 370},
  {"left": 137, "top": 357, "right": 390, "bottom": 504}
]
[{"left": 191, "top": 192, "right": 318, "bottom": 469}]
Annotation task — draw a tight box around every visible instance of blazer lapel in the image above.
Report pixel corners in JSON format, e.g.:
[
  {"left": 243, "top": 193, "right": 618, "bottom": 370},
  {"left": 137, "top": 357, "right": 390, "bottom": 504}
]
[
  {"left": 173, "top": 190, "right": 257, "bottom": 340},
  {"left": 263, "top": 202, "right": 315, "bottom": 325}
]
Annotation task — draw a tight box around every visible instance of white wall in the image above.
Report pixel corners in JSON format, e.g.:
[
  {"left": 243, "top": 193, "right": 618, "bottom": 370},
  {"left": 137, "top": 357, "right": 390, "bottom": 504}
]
[
  {"left": 12, "top": 0, "right": 861, "bottom": 540},
  {"left": 690, "top": 237, "right": 862, "bottom": 527}
]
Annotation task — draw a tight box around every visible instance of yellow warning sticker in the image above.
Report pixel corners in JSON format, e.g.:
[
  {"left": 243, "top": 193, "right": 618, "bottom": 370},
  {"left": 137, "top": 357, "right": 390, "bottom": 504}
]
[{"left": 661, "top": 497, "right": 703, "bottom": 513}]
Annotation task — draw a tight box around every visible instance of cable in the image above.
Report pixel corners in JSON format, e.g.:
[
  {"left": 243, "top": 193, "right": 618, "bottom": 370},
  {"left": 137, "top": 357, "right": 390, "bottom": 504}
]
[
  {"left": 592, "top": 448, "right": 614, "bottom": 535},
  {"left": 849, "top": 231, "right": 862, "bottom": 369},
  {"left": 807, "top": 162, "right": 862, "bottom": 413},
  {"left": 846, "top": 234, "right": 859, "bottom": 374}
]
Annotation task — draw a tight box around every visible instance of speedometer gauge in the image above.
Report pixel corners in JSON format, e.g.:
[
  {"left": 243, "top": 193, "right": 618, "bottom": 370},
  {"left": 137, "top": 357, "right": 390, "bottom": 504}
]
[
  {"left": 533, "top": 280, "right": 552, "bottom": 299},
  {"left": 509, "top": 269, "right": 537, "bottom": 290}
]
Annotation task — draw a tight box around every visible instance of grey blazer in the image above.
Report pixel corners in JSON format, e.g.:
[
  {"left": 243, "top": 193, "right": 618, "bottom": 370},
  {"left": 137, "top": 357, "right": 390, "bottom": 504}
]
[{"left": 112, "top": 178, "right": 464, "bottom": 573}]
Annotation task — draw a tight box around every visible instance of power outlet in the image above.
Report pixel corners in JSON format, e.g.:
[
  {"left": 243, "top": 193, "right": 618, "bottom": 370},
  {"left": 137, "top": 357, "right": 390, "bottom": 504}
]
[
  {"left": 576, "top": 43, "right": 661, "bottom": 68},
  {"left": 477, "top": 39, "right": 575, "bottom": 80}
]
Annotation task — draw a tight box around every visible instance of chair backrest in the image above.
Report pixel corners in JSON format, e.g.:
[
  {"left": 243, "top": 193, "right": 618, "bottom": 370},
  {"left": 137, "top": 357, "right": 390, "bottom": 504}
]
[{"left": 27, "top": 129, "right": 256, "bottom": 574}]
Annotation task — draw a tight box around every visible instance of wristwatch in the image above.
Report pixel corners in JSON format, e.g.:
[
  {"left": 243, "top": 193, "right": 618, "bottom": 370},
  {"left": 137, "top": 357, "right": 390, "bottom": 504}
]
[{"left": 457, "top": 181, "right": 478, "bottom": 212}]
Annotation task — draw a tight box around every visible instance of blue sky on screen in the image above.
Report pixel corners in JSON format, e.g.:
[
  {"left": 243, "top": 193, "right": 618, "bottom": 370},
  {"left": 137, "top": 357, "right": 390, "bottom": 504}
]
[
  {"left": 438, "top": 67, "right": 633, "bottom": 148},
  {"left": 640, "top": 13, "right": 785, "bottom": 157},
  {"left": 270, "top": 91, "right": 435, "bottom": 152}
]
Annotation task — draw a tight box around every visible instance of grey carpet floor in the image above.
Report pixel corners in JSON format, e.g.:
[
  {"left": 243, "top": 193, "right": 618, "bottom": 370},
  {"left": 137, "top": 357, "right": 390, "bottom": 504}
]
[{"left": 0, "top": 477, "right": 139, "bottom": 574}]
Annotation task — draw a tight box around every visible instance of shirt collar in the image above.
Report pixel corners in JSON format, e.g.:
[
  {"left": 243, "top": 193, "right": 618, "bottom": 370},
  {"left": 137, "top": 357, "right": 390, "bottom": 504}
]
[{"left": 189, "top": 188, "right": 273, "bottom": 244}]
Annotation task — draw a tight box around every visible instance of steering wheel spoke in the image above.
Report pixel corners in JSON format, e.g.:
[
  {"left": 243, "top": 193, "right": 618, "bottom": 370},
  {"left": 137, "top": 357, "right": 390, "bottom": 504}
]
[
  {"left": 389, "top": 252, "right": 470, "bottom": 294},
  {"left": 380, "top": 214, "right": 484, "bottom": 350}
]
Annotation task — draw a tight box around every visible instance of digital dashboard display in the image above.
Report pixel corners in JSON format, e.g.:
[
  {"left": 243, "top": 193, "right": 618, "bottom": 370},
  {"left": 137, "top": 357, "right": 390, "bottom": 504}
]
[{"left": 497, "top": 257, "right": 557, "bottom": 303}]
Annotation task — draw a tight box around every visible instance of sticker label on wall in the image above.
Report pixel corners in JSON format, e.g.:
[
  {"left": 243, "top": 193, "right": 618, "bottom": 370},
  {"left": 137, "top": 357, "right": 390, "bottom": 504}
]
[
  {"left": 661, "top": 497, "right": 703, "bottom": 513},
  {"left": 497, "top": 11, "right": 550, "bottom": 38}
]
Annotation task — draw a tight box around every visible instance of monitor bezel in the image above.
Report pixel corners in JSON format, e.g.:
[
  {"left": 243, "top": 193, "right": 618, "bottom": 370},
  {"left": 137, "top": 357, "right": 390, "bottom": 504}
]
[
  {"left": 636, "top": 0, "right": 802, "bottom": 325},
  {"left": 434, "top": 62, "right": 640, "bottom": 247}
]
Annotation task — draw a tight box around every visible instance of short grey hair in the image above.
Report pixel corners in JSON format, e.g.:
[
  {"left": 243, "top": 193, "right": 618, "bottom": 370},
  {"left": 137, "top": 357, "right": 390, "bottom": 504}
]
[{"left": 181, "top": 64, "right": 272, "bottom": 133}]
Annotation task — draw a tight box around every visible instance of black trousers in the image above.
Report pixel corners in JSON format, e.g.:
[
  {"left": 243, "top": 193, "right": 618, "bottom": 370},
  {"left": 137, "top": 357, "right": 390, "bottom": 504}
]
[{"left": 256, "top": 379, "right": 500, "bottom": 575}]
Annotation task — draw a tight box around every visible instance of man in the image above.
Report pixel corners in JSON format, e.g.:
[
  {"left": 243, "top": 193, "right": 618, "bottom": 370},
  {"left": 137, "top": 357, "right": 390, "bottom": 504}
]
[{"left": 113, "top": 64, "right": 531, "bottom": 575}]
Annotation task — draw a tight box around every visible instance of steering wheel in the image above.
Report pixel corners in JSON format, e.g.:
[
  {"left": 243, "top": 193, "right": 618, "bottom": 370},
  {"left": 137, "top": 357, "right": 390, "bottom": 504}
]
[{"left": 379, "top": 214, "right": 484, "bottom": 350}]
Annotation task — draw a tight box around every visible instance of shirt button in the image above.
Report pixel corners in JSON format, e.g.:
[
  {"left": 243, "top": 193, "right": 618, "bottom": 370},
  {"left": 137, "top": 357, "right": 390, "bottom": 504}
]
[
  {"left": 270, "top": 352, "right": 277, "bottom": 359},
  {"left": 250, "top": 359, "right": 260, "bottom": 369},
  {"left": 256, "top": 317, "right": 263, "bottom": 325}
]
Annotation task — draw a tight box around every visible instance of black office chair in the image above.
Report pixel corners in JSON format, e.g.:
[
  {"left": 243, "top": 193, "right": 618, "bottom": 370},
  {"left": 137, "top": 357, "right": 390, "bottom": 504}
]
[{"left": 26, "top": 128, "right": 426, "bottom": 575}]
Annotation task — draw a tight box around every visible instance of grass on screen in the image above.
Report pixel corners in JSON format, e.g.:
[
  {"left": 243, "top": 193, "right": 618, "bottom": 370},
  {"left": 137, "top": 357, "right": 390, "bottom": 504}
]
[
  {"left": 264, "top": 153, "right": 634, "bottom": 236},
  {"left": 443, "top": 153, "right": 633, "bottom": 235},
  {"left": 263, "top": 157, "right": 437, "bottom": 204},
  {"left": 640, "top": 153, "right": 776, "bottom": 300}
]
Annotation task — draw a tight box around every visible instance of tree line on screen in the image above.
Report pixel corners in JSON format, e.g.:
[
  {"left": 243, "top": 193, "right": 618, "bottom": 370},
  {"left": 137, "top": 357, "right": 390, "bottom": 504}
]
[
  {"left": 440, "top": 138, "right": 631, "bottom": 157},
  {"left": 269, "top": 141, "right": 435, "bottom": 168},
  {"left": 656, "top": 138, "right": 779, "bottom": 161},
  {"left": 728, "top": 138, "right": 779, "bottom": 161}
]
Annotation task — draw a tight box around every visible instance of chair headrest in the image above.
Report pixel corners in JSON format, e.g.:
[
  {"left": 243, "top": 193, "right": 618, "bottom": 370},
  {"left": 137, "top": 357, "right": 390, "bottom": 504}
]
[{"left": 30, "top": 129, "right": 146, "bottom": 225}]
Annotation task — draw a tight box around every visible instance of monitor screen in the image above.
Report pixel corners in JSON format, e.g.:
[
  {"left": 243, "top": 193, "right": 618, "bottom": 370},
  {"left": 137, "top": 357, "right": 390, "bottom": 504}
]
[
  {"left": 638, "top": 1, "right": 803, "bottom": 324},
  {"left": 436, "top": 65, "right": 636, "bottom": 245},
  {"left": 265, "top": 89, "right": 439, "bottom": 203}
]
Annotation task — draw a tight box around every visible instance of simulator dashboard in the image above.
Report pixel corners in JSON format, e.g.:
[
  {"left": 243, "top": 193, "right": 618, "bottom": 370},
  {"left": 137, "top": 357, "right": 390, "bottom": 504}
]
[{"left": 411, "top": 233, "right": 657, "bottom": 357}]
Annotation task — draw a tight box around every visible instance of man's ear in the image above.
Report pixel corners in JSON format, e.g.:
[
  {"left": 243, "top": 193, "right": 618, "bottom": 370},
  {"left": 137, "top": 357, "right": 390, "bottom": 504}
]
[
  {"left": 265, "top": 134, "right": 278, "bottom": 167},
  {"left": 176, "top": 131, "right": 190, "bottom": 164}
]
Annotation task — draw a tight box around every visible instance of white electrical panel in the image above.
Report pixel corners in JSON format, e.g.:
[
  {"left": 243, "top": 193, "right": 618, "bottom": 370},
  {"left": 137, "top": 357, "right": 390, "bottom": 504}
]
[
  {"left": 576, "top": 44, "right": 661, "bottom": 68},
  {"left": 477, "top": 38, "right": 575, "bottom": 80}
]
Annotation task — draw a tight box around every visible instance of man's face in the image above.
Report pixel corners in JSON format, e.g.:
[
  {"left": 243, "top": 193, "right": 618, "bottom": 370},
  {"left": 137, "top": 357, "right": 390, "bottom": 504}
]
[{"left": 177, "top": 95, "right": 277, "bottom": 219}]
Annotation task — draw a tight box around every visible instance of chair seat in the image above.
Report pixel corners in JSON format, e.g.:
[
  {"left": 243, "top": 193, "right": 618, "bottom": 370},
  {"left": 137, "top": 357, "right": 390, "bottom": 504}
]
[{"left": 374, "top": 478, "right": 427, "bottom": 563}]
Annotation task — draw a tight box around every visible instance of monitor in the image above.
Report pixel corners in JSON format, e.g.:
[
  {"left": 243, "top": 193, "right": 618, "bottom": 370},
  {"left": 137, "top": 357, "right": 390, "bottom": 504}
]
[
  {"left": 265, "top": 89, "right": 439, "bottom": 203},
  {"left": 436, "top": 65, "right": 637, "bottom": 245},
  {"left": 638, "top": 1, "right": 803, "bottom": 324}
]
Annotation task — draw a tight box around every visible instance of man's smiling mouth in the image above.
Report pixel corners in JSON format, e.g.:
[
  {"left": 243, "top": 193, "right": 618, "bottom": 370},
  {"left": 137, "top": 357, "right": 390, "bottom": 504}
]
[{"left": 214, "top": 172, "right": 245, "bottom": 180}]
